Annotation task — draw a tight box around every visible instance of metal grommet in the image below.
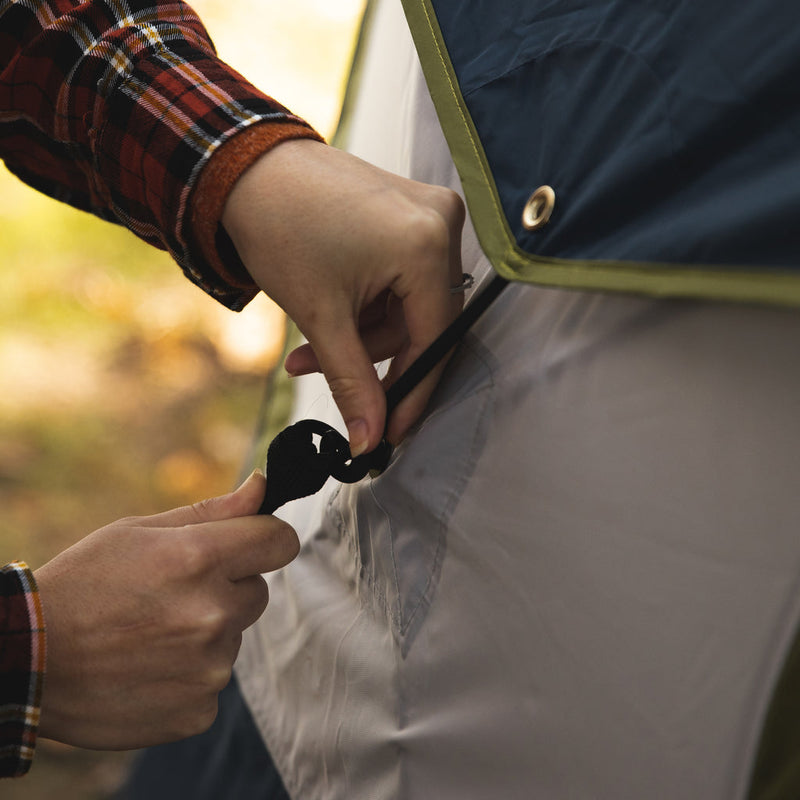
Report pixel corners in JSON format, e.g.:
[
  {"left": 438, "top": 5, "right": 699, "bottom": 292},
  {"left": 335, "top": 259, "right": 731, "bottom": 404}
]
[{"left": 521, "top": 185, "right": 555, "bottom": 231}]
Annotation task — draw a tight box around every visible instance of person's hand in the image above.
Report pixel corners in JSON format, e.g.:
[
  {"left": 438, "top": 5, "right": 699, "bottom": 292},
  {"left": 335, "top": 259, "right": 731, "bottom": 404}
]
[
  {"left": 222, "top": 139, "right": 466, "bottom": 455},
  {"left": 33, "top": 471, "right": 298, "bottom": 750}
]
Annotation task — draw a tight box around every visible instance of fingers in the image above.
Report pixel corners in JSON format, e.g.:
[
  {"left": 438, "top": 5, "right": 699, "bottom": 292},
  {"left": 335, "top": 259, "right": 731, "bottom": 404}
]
[
  {"left": 116, "top": 468, "right": 299, "bottom": 580},
  {"left": 119, "top": 471, "right": 298, "bottom": 581},
  {"left": 285, "top": 293, "right": 410, "bottom": 377},
  {"left": 304, "top": 314, "right": 388, "bottom": 456},
  {"left": 283, "top": 277, "right": 462, "bottom": 447},
  {"left": 133, "top": 469, "right": 267, "bottom": 528},
  {"left": 231, "top": 574, "right": 270, "bottom": 630},
  {"left": 188, "top": 514, "right": 300, "bottom": 581},
  {"left": 284, "top": 341, "right": 320, "bottom": 376},
  {"left": 320, "top": 189, "right": 464, "bottom": 447}
]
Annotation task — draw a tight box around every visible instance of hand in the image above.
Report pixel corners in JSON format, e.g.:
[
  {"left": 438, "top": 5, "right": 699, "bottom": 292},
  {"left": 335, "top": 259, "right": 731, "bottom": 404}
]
[
  {"left": 33, "top": 471, "right": 299, "bottom": 750},
  {"left": 222, "top": 139, "right": 466, "bottom": 455}
]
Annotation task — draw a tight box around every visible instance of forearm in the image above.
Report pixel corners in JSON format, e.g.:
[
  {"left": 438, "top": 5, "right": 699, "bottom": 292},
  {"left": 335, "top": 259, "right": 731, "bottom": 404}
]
[
  {"left": 0, "top": 0, "right": 321, "bottom": 308},
  {"left": 0, "top": 562, "right": 45, "bottom": 779}
]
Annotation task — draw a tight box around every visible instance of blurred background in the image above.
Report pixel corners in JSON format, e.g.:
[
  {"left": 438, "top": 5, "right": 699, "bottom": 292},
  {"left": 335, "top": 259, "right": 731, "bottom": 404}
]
[{"left": 1, "top": 1, "right": 364, "bottom": 796}]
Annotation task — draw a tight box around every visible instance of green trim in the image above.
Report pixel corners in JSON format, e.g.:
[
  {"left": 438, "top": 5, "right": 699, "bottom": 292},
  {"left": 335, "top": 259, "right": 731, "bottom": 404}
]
[
  {"left": 747, "top": 622, "right": 800, "bottom": 800},
  {"left": 399, "top": 0, "right": 800, "bottom": 308}
]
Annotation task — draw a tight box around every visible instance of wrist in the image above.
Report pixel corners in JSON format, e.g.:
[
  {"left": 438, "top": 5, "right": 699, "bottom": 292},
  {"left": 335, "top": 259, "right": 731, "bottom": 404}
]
[{"left": 192, "top": 125, "right": 325, "bottom": 291}]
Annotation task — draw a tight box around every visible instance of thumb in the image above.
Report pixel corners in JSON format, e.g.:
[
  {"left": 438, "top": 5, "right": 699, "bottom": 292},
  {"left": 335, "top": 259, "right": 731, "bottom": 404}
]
[
  {"left": 215, "top": 469, "right": 268, "bottom": 517},
  {"left": 308, "top": 320, "right": 387, "bottom": 456},
  {"left": 136, "top": 470, "right": 267, "bottom": 528}
]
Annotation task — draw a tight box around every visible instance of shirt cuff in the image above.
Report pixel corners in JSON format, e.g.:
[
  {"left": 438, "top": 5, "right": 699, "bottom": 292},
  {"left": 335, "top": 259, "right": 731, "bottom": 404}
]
[
  {"left": 0, "top": 562, "right": 46, "bottom": 778},
  {"left": 190, "top": 122, "right": 325, "bottom": 307}
]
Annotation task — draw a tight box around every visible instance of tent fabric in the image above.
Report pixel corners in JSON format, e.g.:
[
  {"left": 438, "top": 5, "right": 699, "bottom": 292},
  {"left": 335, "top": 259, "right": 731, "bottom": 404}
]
[
  {"left": 402, "top": 0, "right": 800, "bottom": 305},
  {"left": 233, "top": 2, "right": 800, "bottom": 798}
]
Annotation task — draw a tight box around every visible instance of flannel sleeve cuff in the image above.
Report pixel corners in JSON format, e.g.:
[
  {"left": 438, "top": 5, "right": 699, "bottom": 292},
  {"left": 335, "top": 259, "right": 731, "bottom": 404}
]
[
  {"left": 89, "top": 36, "right": 323, "bottom": 310},
  {"left": 2, "top": 0, "right": 323, "bottom": 311},
  {"left": 189, "top": 122, "right": 325, "bottom": 308},
  {"left": 0, "top": 562, "right": 46, "bottom": 779}
]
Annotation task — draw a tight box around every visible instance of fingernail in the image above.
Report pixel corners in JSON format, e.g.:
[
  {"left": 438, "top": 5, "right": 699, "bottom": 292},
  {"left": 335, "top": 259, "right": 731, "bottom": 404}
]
[
  {"left": 237, "top": 468, "right": 264, "bottom": 489},
  {"left": 347, "top": 420, "right": 369, "bottom": 458}
]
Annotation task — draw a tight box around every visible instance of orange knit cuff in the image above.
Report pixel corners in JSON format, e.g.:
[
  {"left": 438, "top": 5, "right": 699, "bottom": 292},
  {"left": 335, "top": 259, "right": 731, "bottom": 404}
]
[{"left": 191, "top": 122, "right": 325, "bottom": 292}]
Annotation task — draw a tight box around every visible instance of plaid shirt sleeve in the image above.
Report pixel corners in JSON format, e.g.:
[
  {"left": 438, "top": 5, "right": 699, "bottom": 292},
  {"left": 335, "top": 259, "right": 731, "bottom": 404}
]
[
  {"left": 0, "top": 562, "right": 45, "bottom": 779},
  {"left": 0, "top": 0, "right": 322, "bottom": 310}
]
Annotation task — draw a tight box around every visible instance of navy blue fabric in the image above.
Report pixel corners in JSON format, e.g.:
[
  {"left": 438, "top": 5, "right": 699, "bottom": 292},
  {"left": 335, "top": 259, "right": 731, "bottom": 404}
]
[
  {"left": 433, "top": 0, "right": 800, "bottom": 270},
  {"left": 116, "top": 674, "right": 290, "bottom": 800}
]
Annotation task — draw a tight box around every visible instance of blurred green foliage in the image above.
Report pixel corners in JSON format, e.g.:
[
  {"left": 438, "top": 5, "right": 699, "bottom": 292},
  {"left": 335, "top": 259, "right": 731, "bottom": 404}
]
[
  {"left": 0, "top": 167, "right": 289, "bottom": 798},
  {"left": 0, "top": 2, "right": 363, "bottom": 795},
  {"left": 0, "top": 168, "right": 287, "bottom": 571}
]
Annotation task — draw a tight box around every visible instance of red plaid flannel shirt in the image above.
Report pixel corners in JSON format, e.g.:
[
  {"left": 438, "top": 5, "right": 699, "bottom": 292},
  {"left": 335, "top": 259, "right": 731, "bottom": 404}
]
[
  {"left": 0, "top": 563, "right": 45, "bottom": 778},
  {"left": 0, "top": 0, "right": 321, "bottom": 309},
  {"left": 0, "top": 0, "right": 323, "bottom": 777}
]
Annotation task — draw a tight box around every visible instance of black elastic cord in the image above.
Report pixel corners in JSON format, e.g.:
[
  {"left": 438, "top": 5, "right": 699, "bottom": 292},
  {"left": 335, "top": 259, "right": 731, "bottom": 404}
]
[
  {"left": 349, "top": 272, "right": 510, "bottom": 476},
  {"left": 384, "top": 274, "right": 509, "bottom": 418}
]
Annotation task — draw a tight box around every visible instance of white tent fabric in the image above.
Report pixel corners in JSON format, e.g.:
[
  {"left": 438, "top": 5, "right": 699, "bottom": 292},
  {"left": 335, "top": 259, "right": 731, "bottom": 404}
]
[{"left": 234, "top": 2, "right": 800, "bottom": 797}]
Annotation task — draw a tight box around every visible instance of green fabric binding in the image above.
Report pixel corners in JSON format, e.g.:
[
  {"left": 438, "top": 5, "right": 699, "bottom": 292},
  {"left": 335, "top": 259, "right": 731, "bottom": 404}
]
[
  {"left": 399, "top": 0, "right": 800, "bottom": 308},
  {"left": 747, "top": 624, "right": 800, "bottom": 800}
]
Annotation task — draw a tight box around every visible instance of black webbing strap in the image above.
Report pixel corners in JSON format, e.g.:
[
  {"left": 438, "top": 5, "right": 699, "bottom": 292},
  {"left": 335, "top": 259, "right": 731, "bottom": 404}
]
[{"left": 258, "top": 274, "right": 509, "bottom": 515}]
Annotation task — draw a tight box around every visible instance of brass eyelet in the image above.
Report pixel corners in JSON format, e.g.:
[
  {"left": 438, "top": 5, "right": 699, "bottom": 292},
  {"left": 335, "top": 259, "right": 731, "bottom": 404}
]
[{"left": 521, "top": 185, "right": 556, "bottom": 231}]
